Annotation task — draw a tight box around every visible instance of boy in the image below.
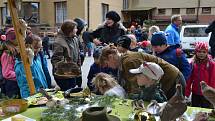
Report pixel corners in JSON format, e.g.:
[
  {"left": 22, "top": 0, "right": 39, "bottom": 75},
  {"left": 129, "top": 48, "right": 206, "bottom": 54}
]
[{"left": 129, "top": 62, "right": 167, "bottom": 102}]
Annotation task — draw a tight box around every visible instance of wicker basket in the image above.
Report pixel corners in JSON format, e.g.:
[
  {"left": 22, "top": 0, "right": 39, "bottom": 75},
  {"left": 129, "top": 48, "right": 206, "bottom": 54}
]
[
  {"left": 55, "top": 61, "right": 81, "bottom": 78},
  {"left": 0, "top": 99, "right": 28, "bottom": 115}
]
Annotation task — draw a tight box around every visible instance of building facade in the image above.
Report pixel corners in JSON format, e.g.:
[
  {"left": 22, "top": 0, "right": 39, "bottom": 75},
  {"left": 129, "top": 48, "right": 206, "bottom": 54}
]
[
  {"left": 0, "top": 0, "right": 123, "bottom": 32},
  {"left": 122, "top": 0, "right": 215, "bottom": 28}
]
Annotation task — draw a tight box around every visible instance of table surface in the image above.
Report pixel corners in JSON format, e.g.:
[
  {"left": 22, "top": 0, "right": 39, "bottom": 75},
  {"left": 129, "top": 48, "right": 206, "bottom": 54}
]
[{"left": 1, "top": 99, "right": 214, "bottom": 121}]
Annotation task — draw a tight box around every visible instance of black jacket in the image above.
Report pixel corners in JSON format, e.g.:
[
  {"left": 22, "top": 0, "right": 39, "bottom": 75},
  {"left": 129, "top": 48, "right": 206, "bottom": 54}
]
[
  {"left": 90, "top": 23, "right": 126, "bottom": 44},
  {"left": 205, "top": 20, "right": 215, "bottom": 47}
]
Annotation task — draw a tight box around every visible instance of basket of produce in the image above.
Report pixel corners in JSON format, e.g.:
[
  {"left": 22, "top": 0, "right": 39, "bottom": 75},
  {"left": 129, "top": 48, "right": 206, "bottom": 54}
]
[{"left": 0, "top": 99, "right": 28, "bottom": 115}]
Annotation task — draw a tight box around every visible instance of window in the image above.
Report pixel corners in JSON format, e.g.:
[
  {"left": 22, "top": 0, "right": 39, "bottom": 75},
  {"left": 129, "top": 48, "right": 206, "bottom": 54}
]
[
  {"left": 202, "top": 7, "right": 211, "bottom": 14},
  {"left": 158, "top": 9, "right": 166, "bottom": 15},
  {"left": 1, "top": 6, "right": 7, "bottom": 25},
  {"left": 55, "top": 2, "right": 67, "bottom": 24},
  {"left": 21, "top": 2, "right": 40, "bottom": 24},
  {"left": 123, "top": 0, "right": 129, "bottom": 9},
  {"left": 183, "top": 27, "right": 208, "bottom": 37},
  {"left": 172, "top": 8, "right": 180, "bottom": 14},
  {"left": 186, "top": 8, "right": 195, "bottom": 14},
  {"left": 102, "top": 3, "right": 109, "bottom": 22}
]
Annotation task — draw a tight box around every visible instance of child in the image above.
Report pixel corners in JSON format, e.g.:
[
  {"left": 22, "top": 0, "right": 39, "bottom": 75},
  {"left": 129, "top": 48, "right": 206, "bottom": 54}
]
[
  {"left": 148, "top": 25, "right": 160, "bottom": 41},
  {"left": 92, "top": 72, "right": 125, "bottom": 98},
  {"left": 185, "top": 42, "right": 215, "bottom": 108},
  {"left": 127, "top": 34, "right": 138, "bottom": 52},
  {"left": 87, "top": 46, "right": 118, "bottom": 91},
  {"left": 15, "top": 34, "right": 49, "bottom": 98},
  {"left": 1, "top": 28, "right": 20, "bottom": 98},
  {"left": 129, "top": 62, "right": 167, "bottom": 103}
]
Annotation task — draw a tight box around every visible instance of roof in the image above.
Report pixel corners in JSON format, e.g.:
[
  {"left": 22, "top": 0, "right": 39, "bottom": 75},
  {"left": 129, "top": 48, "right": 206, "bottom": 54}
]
[{"left": 122, "top": 7, "right": 155, "bottom": 12}]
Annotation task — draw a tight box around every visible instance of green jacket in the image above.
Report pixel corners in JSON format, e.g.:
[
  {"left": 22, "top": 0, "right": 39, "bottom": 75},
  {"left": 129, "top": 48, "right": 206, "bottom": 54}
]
[
  {"left": 121, "top": 51, "right": 180, "bottom": 95},
  {"left": 128, "top": 84, "right": 167, "bottom": 103}
]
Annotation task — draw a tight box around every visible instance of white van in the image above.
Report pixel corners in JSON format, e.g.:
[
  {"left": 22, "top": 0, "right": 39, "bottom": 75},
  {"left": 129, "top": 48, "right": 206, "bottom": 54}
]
[{"left": 180, "top": 25, "right": 211, "bottom": 55}]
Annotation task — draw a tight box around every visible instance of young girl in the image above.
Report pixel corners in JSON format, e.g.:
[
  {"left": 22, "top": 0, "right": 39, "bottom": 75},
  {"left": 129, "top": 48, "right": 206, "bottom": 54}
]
[
  {"left": 1, "top": 28, "right": 20, "bottom": 98},
  {"left": 15, "top": 34, "right": 49, "bottom": 98},
  {"left": 92, "top": 72, "right": 125, "bottom": 98},
  {"left": 185, "top": 42, "right": 215, "bottom": 108}
]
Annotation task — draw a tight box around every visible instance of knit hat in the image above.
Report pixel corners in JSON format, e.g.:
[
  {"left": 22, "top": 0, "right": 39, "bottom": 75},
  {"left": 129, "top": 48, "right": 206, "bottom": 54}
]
[
  {"left": 76, "top": 107, "right": 120, "bottom": 121},
  {"left": 93, "top": 46, "right": 103, "bottom": 58},
  {"left": 117, "top": 35, "right": 131, "bottom": 49},
  {"left": 195, "top": 42, "right": 208, "bottom": 52},
  {"left": 151, "top": 32, "right": 167, "bottom": 46},
  {"left": 129, "top": 62, "right": 164, "bottom": 81},
  {"left": 106, "top": 11, "right": 120, "bottom": 23},
  {"left": 74, "top": 18, "right": 87, "bottom": 36},
  {"left": 5, "top": 28, "right": 16, "bottom": 41}
]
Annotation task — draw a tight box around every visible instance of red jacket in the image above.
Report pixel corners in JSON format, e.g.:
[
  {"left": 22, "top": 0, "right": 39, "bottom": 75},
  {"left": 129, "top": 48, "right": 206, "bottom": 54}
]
[{"left": 185, "top": 58, "right": 215, "bottom": 97}]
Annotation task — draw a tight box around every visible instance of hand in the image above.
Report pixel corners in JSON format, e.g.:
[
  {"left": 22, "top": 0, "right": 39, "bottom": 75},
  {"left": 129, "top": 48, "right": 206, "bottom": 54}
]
[
  {"left": 54, "top": 85, "right": 61, "bottom": 91},
  {"left": 93, "top": 39, "right": 102, "bottom": 46},
  {"left": 26, "top": 48, "right": 34, "bottom": 65}
]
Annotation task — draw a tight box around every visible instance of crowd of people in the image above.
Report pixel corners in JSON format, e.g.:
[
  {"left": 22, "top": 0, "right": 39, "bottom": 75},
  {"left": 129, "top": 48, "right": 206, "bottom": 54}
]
[{"left": 0, "top": 11, "right": 215, "bottom": 110}]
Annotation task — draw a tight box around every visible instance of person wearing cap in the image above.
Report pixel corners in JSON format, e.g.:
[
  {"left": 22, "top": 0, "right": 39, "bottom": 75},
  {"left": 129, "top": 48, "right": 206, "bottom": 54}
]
[
  {"left": 116, "top": 35, "right": 145, "bottom": 53},
  {"left": 151, "top": 32, "right": 191, "bottom": 81},
  {"left": 116, "top": 35, "right": 131, "bottom": 53},
  {"left": 99, "top": 46, "right": 186, "bottom": 99},
  {"left": 74, "top": 18, "right": 90, "bottom": 64},
  {"left": 129, "top": 62, "right": 167, "bottom": 102},
  {"left": 185, "top": 42, "right": 215, "bottom": 108},
  {"left": 89, "top": 11, "right": 126, "bottom": 45},
  {"left": 165, "top": 15, "right": 182, "bottom": 48}
]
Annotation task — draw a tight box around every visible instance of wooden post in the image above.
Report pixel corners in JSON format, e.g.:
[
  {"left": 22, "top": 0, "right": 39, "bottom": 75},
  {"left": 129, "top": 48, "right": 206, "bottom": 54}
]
[{"left": 8, "top": 0, "right": 35, "bottom": 95}]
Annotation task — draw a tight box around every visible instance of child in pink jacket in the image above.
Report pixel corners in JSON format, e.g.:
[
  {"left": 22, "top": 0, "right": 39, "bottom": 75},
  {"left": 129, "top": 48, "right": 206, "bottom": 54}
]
[
  {"left": 1, "top": 28, "right": 20, "bottom": 98},
  {"left": 185, "top": 42, "right": 215, "bottom": 108}
]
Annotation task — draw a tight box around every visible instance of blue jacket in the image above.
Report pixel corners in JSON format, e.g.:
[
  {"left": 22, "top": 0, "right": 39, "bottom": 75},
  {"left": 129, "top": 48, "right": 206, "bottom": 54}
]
[
  {"left": 87, "top": 63, "right": 118, "bottom": 91},
  {"left": 165, "top": 24, "right": 180, "bottom": 46},
  {"left": 15, "top": 54, "right": 48, "bottom": 98},
  {"left": 38, "top": 52, "right": 52, "bottom": 88},
  {"left": 155, "top": 46, "right": 191, "bottom": 80}
]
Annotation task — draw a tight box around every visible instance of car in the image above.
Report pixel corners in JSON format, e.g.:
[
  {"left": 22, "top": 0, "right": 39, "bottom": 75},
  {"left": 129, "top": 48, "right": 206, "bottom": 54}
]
[{"left": 180, "top": 25, "right": 211, "bottom": 56}]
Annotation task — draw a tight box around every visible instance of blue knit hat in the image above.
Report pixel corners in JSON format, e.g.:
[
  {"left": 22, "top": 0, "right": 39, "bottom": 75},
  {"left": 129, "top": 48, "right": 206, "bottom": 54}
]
[{"left": 151, "top": 32, "right": 167, "bottom": 46}]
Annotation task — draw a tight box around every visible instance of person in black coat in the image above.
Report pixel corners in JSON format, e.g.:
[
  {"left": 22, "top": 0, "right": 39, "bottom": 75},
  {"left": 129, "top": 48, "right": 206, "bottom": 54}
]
[
  {"left": 205, "top": 20, "right": 215, "bottom": 58},
  {"left": 89, "top": 11, "right": 127, "bottom": 45}
]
